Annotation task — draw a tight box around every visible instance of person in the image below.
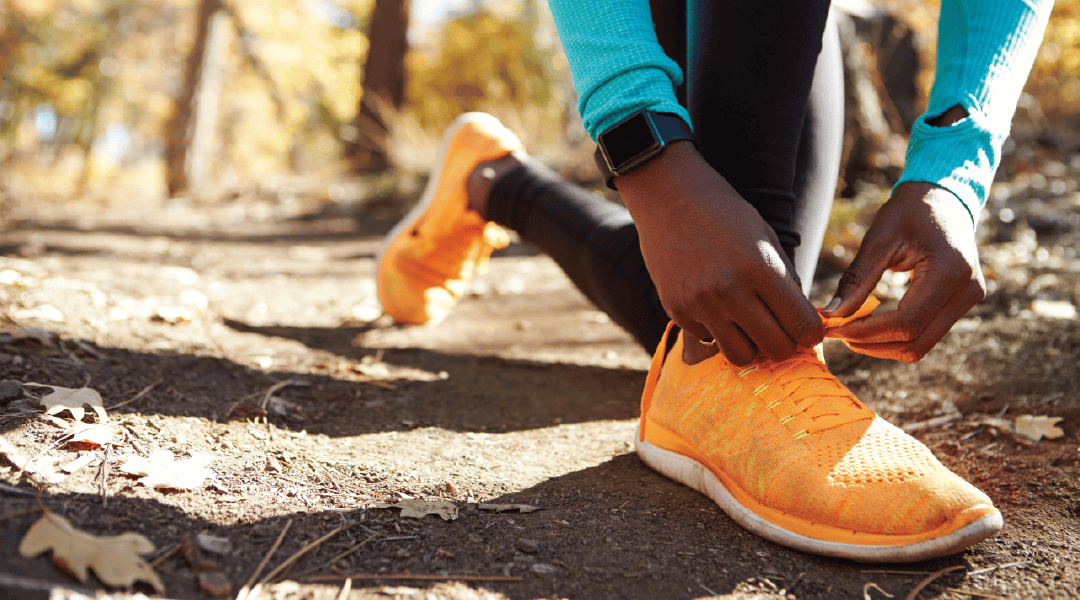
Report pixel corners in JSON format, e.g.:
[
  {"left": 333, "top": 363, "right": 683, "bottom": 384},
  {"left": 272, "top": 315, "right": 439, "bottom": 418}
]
[{"left": 375, "top": 0, "right": 1052, "bottom": 562}]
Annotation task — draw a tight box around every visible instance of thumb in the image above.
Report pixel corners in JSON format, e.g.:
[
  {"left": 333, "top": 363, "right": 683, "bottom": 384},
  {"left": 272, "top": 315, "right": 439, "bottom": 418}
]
[{"left": 822, "top": 246, "right": 890, "bottom": 316}]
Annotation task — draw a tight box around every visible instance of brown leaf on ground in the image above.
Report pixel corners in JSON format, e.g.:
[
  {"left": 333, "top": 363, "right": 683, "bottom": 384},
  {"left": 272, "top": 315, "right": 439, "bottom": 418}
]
[
  {"left": 0, "top": 435, "right": 67, "bottom": 484},
  {"left": 478, "top": 503, "right": 539, "bottom": 513},
  {"left": 18, "top": 511, "right": 164, "bottom": 593},
  {"left": 376, "top": 499, "right": 459, "bottom": 521},
  {"left": 1015, "top": 415, "right": 1065, "bottom": 441},
  {"left": 63, "top": 423, "right": 120, "bottom": 448},
  {"left": 118, "top": 450, "right": 216, "bottom": 490},
  {"left": 25, "top": 384, "right": 108, "bottom": 422}
]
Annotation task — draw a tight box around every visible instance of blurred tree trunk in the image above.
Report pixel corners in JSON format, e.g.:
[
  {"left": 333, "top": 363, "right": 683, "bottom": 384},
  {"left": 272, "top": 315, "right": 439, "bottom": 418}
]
[
  {"left": 834, "top": 0, "right": 921, "bottom": 192},
  {"left": 345, "top": 0, "right": 410, "bottom": 173},
  {"left": 165, "top": 0, "right": 230, "bottom": 196}
]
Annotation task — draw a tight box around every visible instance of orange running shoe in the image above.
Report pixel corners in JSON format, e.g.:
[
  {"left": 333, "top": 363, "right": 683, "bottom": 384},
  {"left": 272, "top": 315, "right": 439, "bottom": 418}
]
[
  {"left": 636, "top": 303, "right": 1002, "bottom": 562},
  {"left": 376, "top": 113, "right": 523, "bottom": 325}
]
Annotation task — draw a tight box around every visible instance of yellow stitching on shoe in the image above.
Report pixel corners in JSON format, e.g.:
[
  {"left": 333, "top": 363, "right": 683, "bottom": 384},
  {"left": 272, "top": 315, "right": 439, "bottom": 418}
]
[
  {"left": 766, "top": 400, "right": 781, "bottom": 409},
  {"left": 778, "top": 415, "right": 794, "bottom": 424},
  {"left": 793, "top": 429, "right": 810, "bottom": 439},
  {"left": 753, "top": 384, "right": 769, "bottom": 396},
  {"left": 738, "top": 366, "right": 758, "bottom": 377}
]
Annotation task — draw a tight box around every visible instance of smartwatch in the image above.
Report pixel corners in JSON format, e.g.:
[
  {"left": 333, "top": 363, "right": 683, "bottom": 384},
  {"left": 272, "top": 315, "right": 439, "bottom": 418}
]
[{"left": 595, "top": 110, "right": 695, "bottom": 190}]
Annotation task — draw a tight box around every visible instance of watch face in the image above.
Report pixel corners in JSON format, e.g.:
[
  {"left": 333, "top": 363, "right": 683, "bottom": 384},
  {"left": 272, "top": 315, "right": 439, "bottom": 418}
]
[{"left": 600, "top": 112, "right": 659, "bottom": 169}]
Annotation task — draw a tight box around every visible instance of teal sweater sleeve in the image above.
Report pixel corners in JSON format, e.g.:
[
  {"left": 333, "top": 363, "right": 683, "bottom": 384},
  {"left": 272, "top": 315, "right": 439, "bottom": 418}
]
[
  {"left": 897, "top": 0, "right": 1053, "bottom": 224},
  {"left": 546, "top": 0, "right": 689, "bottom": 140},
  {"left": 547, "top": 0, "right": 1052, "bottom": 223}
]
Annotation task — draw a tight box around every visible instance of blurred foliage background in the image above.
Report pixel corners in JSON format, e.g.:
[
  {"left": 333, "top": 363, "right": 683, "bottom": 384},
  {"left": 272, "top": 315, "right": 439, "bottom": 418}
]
[{"left": 0, "top": 0, "right": 1077, "bottom": 212}]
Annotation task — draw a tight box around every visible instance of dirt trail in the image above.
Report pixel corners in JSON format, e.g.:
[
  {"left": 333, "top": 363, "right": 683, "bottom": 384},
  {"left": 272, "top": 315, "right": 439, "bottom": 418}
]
[{"left": 0, "top": 199, "right": 1077, "bottom": 600}]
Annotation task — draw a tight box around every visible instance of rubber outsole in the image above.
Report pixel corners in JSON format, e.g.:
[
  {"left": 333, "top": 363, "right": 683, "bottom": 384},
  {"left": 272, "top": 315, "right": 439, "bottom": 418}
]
[{"left": 635, "top": 430, "right": 1004, "bottom": 562}]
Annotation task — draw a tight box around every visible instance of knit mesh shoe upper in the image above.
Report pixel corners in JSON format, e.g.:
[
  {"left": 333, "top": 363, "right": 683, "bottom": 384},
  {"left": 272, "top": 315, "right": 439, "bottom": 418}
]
[{"left": 637, "top": 299, "right": 1001, "bottom": 560}]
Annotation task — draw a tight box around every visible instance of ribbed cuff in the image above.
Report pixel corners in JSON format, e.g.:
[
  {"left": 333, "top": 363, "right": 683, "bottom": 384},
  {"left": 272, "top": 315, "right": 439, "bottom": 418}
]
[
  {"left": 580, "top": 68, "right": 690, "bottom": 142},
  {"left": 895, "top": 113, "right": 1002, "bottom": 226}
]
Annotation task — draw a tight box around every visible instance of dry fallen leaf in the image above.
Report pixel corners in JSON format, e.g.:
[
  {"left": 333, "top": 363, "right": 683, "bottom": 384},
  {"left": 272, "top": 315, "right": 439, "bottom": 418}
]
[
  {"left": 376, "top": 499, "right": 459, "bottom": 521},
  {"left": 25, "top": 384, "right": 108, "bottom": 422},
  {"left": 1015, "top": 415, "right": 1065, "bottom": 441},
  {"left": 61, "top": 452, "right": 98, "bottom": 474},
  {"left": 478, "top": 503, "right": 539, "bottom": 513},
  {"left": 63, "top": 423, "right": 120, "bottom": 448},
  {"left": 19, "top": 511, "right": 164, "bottom": 592},
  {"left": 119, "top": 450, "right": 216, "bottom": 490},
  {"left": 0, "top": 435, "right": 67, "bottom": 484}
]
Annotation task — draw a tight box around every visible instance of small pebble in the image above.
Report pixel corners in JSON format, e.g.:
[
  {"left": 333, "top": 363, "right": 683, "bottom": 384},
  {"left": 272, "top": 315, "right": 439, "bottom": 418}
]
[
  {"left": 198, "top": 572, "right": 232, "bottom": 597},
  {"left": 531, "top": 563, "right": 558, "bottom": 575},
  {"left": 515, "top": 538, "right": 540, "bottom": 554},
  {"left": 0, "top": 380, "right": 22, "bottom": 404}
]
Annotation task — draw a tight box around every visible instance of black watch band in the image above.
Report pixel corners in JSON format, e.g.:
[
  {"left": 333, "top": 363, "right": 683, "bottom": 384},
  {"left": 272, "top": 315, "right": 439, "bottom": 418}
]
[{"left": 595, "top": 110, "right": 694, "bottom": 190}]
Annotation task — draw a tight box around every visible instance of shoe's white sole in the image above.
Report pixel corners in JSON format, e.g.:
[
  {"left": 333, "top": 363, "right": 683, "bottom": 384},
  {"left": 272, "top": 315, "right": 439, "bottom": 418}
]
[
  {"left": 635, "top": 430, "right": 1004, "bottom": 562},
  {"left": 374, "top": 112, "right": 507, "bottom": 321}
]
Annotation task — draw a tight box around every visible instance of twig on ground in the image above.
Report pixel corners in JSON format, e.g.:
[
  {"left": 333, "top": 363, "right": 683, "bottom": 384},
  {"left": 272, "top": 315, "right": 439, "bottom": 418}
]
[
  {"left": 864, "top": 582, "right": 895, "bottom": 599},
  {"left": 360, "top": 379, "right": 397, "bottom": 390},
  {"left": 148, "top": 543, "right": 181, "bottom": 568},
  {"left": 945, "top": 588, "right": 1011, "bottom": 600},
  {"left": 259, "top": 379, "right": 302, "bottom": 411},
  {"left": 335, "top": 578, "right": 352, "bottom": 600},
  {"left": 295, "top": 532, "right": 380, "bottom": 578},
  {"left": 306, "top": 573, "right": 523, "bottom": 583},
  {"left": 0, "top": 482, "right": 39, "bottom": 497},
  {"left": 966, "top": 561, "right": 1032, "bottom": 576},
  {"left": 0, "top": 506, "right": 43, "bottom": 522},
  {"left": 319, "top": 463, "right": 342, "bottom": 490},
  {"left": 244, "top": 518, "right": 293, "bottom": 589},
  {"left": 124, "top": 427, "right": 149, "bottom": 457},
  {"left": 259, "top": 523, "right": 356, "bottom": 584},
  {"left": 699, "top": 582, "right": 721, "bottom": 596},
  {"left": 99, "top": 444, "right": 112, "bottom": 507},
  {"left": 0, "top": 571, "right": 96, "bottom": 595},
  {"left": 105, "top": 379, "right": 162, "bottom": 411},
  {"left": 905, "top": 565, "right": 965, "bottom": 600},
  {"left": 862, "top": 570, "right": 932, "bottom": 575}
]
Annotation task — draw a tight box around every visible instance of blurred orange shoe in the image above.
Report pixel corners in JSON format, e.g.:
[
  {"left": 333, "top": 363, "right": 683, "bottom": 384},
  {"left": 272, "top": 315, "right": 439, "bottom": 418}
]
[
  {"left": 376, "top": 113, "right": 522, "bottom": 325},
  {"left": 636, "top": 304, "right": 1001, "bottom": 562}
]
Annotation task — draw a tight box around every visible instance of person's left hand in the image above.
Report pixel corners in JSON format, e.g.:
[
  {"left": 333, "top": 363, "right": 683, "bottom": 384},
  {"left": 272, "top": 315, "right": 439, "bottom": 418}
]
[{"left": 820, "top": 181, "right": 986, "bottom": 362}]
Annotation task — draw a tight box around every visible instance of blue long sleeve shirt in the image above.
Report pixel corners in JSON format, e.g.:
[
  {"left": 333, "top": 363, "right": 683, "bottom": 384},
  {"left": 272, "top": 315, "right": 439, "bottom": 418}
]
[{"left": 547, "top": 0, "right": 1053, "bottom": 223}]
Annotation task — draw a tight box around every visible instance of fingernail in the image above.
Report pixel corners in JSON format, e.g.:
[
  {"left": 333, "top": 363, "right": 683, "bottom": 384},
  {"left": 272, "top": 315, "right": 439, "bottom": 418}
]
[{"left": 823, "top": 297, "right": 841, "bottom": 313}]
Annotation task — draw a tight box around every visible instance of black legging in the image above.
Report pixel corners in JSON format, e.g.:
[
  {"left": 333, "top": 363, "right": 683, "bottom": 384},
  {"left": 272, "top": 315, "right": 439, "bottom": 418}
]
[{"left": 484, "top": 0, "right": 842, "bottom": 352}]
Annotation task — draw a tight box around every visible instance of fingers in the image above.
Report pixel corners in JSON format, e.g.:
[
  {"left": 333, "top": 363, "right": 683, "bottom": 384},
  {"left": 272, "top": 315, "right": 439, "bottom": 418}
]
[
  {"left": 709, "top": 321, "right": 758, "bottom": 366},
  {"left": 841, "top": 281, "right": 983, "bottom": 362},
  {"left": 822, "top": 238, "right": 896, "bottom": 318},
  {"left": 757, "top": 272, "right": 825, "bottom": 350},
  {"left": 829, "top": 265, "right": 985, "bottom": 361}
]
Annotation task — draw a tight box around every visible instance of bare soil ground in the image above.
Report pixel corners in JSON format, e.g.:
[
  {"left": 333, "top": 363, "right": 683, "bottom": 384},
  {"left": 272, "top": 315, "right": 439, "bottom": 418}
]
[{"left": 0, "top": 182, "right": 1077, "bottom": 600}]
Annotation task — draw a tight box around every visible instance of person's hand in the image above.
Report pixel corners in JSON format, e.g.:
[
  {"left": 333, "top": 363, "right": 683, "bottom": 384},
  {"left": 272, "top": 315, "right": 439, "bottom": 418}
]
[
  {"left": 615, "top": 141, "right": 823, "bottom": 365},
  {"left": 821, "top": 181, "right": 986, "bottom": 362}
]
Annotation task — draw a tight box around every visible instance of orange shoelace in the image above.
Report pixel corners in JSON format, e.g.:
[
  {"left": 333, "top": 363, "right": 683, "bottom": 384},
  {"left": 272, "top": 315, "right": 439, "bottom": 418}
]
[{"left": 744, "top": 354, "right": 874, "bottom": 437}]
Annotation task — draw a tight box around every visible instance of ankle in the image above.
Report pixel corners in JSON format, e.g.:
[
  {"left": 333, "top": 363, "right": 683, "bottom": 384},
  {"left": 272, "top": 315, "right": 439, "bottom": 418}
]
[{"left": 466, "top": 151, "right": 524, "bottom": 216}]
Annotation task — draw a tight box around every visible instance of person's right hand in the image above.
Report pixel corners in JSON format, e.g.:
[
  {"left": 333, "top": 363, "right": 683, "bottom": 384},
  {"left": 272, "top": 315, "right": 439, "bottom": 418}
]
[{"left": 615, "top": 141, "right": 824, "bottom": 365}]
